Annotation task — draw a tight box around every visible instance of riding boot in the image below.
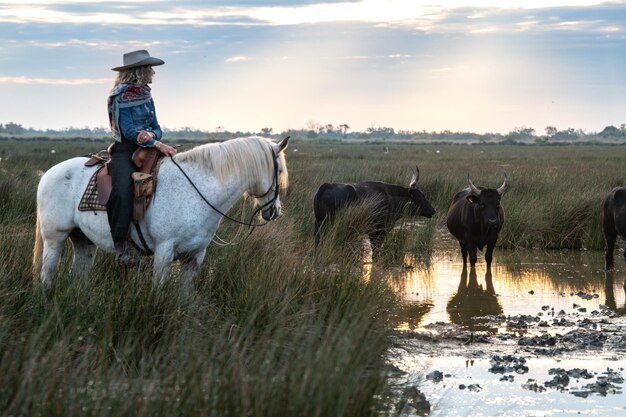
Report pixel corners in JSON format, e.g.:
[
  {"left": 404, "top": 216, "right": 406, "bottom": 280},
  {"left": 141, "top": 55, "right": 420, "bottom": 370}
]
[{"left": 114, "top": 239, "right": 137, "bottom": 268}]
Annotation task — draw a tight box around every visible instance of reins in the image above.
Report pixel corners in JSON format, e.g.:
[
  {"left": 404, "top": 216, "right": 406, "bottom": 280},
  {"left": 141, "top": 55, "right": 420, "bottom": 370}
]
[{"left": 169, "top": 146, "right": 280, "bottom": 229}]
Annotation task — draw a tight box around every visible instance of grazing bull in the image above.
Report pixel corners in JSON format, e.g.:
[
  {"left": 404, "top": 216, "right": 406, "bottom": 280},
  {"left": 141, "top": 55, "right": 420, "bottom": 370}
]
[
  {"left": 601, "top": 187, "right": 626, "bottom": 270},
  {"left": 446, "top": 174, "right": 509, "bottom": 268},
  {"left": 313, "top": 167, "right": 436, "bottom": 256}
]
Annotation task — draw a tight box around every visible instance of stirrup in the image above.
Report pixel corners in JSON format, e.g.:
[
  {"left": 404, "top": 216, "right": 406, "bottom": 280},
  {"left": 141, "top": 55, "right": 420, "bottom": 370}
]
[{"left": 114, "top": 241, "right": 137, "bottom": 268}]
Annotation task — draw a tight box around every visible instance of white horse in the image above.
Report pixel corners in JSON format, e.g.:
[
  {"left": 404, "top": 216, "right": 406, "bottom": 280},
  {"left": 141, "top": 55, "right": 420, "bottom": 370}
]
[{"left": 32, "top": 136, "right": 289, "bottom": 297}]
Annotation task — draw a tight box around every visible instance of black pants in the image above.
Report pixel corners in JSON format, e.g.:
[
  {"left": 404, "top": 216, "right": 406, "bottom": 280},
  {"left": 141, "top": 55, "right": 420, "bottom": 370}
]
[{"left": 106, "top": 140, "right": 139, "bottom": 241}]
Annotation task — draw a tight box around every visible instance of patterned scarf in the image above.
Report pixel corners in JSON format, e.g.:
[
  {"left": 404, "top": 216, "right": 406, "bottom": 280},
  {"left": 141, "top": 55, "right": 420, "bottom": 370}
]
[{"left": 107, "top": 83, "right": 152, "bottom": 142}]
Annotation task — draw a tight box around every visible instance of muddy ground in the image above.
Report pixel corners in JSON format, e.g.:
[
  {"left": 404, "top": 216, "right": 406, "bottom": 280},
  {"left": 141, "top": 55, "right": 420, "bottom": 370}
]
[{"left": 383, "top": 255, "right": 626, "bottom": 416}]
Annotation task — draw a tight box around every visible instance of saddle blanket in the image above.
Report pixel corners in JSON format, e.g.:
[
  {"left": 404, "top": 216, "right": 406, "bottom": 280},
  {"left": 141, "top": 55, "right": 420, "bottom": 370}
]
[{"left": 78, "top": 167, "right": 106, "bottom": 211}]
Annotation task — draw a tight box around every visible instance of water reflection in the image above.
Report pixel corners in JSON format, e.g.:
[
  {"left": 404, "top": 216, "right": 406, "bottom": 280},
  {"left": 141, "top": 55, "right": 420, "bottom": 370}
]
[
  {"left": 446, "top": 266, "right": 502, "bottom": 333},
  {"left": 395, "top": 249, "right": 612, "bottom": 329},
  {"left": 604, "top": 271, "right": 626, "bottom": 315},
  {"left": 364, "top": 261, "right": 434, "bottom": 331}
]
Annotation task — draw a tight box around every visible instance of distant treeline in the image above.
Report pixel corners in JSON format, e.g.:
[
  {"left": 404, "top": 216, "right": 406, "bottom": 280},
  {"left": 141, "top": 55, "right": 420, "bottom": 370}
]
[{"left": 2, "top": 121, "right": 626, "bottom": 144}]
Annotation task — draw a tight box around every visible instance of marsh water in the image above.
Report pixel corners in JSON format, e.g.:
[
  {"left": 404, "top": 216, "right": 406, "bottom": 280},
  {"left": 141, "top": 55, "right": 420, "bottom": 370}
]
[{"left": 382, "top": 236, "right": 626, "bottom": 416}]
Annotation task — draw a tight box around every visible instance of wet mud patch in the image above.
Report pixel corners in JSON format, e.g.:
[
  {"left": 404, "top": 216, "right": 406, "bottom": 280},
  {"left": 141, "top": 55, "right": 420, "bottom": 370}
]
[{"left": 385, "top": 249, "right": 626, "bottom": 416}]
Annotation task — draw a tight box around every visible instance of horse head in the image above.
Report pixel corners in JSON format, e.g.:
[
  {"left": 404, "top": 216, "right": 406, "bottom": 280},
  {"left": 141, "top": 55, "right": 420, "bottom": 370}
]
[{"left": 250, "top": 136, "right": 290, "bottom": 221}]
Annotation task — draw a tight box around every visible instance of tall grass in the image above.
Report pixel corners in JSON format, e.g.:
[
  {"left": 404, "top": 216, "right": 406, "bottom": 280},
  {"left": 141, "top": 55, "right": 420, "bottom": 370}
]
[
  {"left": 0, "top": 140, "right": 400, "bottom": 416},
  {"left": 1, "top": 139, "right": 625, "bottom": 416},
  {"left": 1, "top": 221, "right": 397, "bottom": 416}
]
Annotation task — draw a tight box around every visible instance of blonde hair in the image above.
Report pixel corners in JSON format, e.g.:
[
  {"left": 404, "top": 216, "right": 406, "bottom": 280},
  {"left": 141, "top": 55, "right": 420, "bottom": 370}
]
[{"left": 112, "top": 65, "right": 155, "bottom": 89}]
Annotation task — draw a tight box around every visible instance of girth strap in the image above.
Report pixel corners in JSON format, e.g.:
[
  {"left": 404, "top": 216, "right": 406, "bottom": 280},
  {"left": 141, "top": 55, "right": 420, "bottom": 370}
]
[{"left": 133, "top": 221, "right": 153, "bottom": 255}]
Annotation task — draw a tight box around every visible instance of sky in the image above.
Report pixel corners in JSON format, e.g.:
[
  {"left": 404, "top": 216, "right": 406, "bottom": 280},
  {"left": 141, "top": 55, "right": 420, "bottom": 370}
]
[{"left": 1, "top": 0, "right": 625, "bottom": 134}]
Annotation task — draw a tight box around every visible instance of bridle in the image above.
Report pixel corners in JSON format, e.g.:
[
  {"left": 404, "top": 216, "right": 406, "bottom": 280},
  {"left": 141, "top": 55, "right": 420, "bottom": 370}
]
[
  {"left": 247, "top": 147, "right": 281, "bottom": 221},
  {"left": 170, "top": 145, "right": 281, "bottom": 228}
]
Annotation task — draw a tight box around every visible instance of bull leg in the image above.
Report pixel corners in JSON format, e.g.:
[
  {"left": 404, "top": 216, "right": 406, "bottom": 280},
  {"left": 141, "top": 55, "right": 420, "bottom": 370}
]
[
  {"left": 369, "top": 231, "right": 386, "bottom": 261},
  {"left": 468, "top": 244, "right": 478, "bottom": 267},
  {"left": 69, "top": 232, "right": 97, "bottom": 281},
  {"left": 485, "top": 241, "right": 496, "bottom": 269},
  {"left": 604, "top": 231, "right": 617, "bottom": 271},
  {"left": 314, "top": 218, "right": 323, "bottom": 246},
  {"left": 459, "top": 242, "right": 468, "bottom": 265},
  {"left": 604, "top": 271, "right": 617, "bottom": 311}
]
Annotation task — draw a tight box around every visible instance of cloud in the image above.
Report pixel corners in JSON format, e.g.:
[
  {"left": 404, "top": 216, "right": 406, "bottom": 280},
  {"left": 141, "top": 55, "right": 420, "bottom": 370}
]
[
  {"left": 344, "top": 54, "right": 411, "bottom": 60},
  {"left": 225, "top": 55, "right": 251, "bottom": 62},
  {"left": 0, "top": 75, "right": 111, "bottom": 85},
  {"left": 8, "top": 39, "right": 165, "bottom": 49},
  {"left": 0, "top": 1, "right": 621, "bottom": 28}
]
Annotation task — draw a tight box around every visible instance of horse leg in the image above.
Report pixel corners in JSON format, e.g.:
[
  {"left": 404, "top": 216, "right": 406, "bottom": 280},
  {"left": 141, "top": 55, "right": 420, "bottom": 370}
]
[
  {"left": 40, "top": 236, "right": 68, "bottom": 289},
  {"left": 152, "top": 243, "right": 175, "bottom": 287},
  {"left": 179, "top": 250, "right": 206, "bottom": 302},
  {"left": 69, "top": 229, "right": 97, "bottom": 281}
]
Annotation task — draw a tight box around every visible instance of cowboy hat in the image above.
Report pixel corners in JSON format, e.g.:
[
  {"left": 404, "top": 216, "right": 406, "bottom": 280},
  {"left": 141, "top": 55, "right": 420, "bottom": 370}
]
[{"left": 112, "top": 50, "right": 165, "bottom": 71}]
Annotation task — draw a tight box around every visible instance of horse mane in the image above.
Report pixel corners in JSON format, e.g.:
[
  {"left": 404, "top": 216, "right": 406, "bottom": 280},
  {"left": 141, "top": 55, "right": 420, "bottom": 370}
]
[{"left": 174, "top": 136, "right": 288, "bottom": 191}]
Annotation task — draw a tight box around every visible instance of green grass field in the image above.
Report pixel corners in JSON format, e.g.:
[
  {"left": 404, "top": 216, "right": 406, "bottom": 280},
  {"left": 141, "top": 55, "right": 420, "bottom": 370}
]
[{"left": 0, "top": 138, "right": 624, "bottom": 416}]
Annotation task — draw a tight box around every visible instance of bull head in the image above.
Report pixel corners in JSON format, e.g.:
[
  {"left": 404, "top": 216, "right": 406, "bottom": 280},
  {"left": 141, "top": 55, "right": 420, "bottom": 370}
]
[
  {"left": 468, "top": 172, "right": 509, "bottom": 197},
  {"left": 465, "top": 173, "right": 507, "bottom": 229},
  {"left": 409, "top": 165, "right": 420, "bottom": 189},
  {"left": 407, "top": 165, "right": 435, "bottom": 218}
]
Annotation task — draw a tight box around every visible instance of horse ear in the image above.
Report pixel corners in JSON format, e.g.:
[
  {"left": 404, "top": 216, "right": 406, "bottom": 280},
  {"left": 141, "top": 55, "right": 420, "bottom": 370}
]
[{"left": 277, "top": 136, "right": 290, "bottom": 153}]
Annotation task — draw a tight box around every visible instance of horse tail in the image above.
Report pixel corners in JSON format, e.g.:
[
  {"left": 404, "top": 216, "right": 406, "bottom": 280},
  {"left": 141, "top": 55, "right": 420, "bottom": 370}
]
[{"left": 32, "top": 212, "right": 43, "bottom": 280}]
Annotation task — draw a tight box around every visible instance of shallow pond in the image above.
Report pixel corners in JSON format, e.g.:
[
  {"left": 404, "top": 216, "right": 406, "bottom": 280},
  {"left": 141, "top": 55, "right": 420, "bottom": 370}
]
[{"left": 383, "top": 240, "right": 626, "bottom": 416}]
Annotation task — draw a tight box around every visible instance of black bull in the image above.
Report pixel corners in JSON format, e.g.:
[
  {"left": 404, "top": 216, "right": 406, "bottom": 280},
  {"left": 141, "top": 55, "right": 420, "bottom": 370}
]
[
  {"left": 313, "top": 168, "right": 435, "bottom": 255},
  {"left": 601, "top": 187, "right": 626, "bottom": 270},
  {"left": 446, "top": 174, "right": 509, "bottom": 268}
]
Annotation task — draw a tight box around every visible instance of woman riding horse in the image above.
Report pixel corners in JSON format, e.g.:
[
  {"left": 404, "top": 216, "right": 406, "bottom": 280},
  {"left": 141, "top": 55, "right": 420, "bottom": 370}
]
[{"left": 108, "top": 50, "right": 177, "bottom": 267}]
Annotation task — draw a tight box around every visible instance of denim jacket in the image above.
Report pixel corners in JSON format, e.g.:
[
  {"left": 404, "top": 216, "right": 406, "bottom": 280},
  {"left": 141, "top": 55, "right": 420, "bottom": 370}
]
[{"left": 117, "top": 97, "right": 162, "bottom": 148}]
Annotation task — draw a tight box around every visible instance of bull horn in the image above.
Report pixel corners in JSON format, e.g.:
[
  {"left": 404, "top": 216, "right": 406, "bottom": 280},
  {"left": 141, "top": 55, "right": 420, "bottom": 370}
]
[
  {"left": 409, "top": 165, "right": 420, "bottom": 188},
  {"left": 497, "top": 172, "right": 509, "bottom": 195},
  {"left": 467, "top": 173, "right": 480, "bottom": 195},
  {"left": 277, "top": 136, "right": 290, "bottom": 153}
]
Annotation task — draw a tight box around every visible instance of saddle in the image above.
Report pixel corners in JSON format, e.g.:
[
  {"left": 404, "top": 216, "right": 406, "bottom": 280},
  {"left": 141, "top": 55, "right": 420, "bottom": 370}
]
[{"left": 80, "top": 146, "right": 165, "bottom": 221}]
